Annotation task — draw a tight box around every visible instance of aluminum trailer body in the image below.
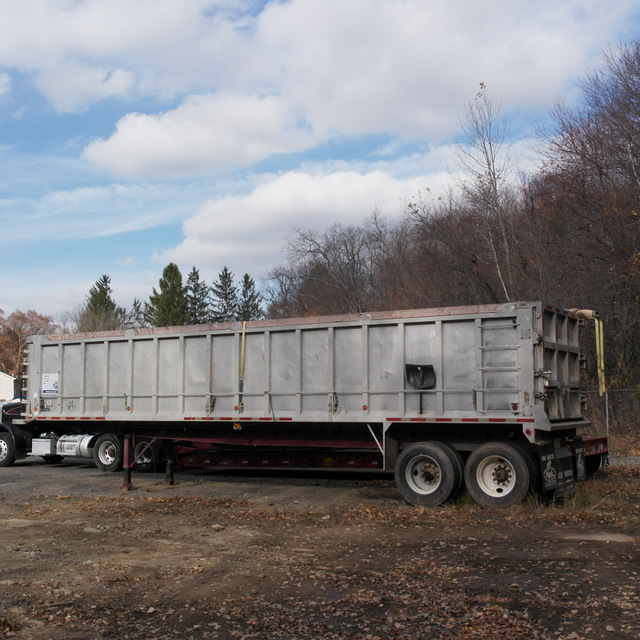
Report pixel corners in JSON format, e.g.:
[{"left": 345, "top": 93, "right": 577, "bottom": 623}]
[{"left": 8, "top": 301, "right": 607, "bottom": 506}]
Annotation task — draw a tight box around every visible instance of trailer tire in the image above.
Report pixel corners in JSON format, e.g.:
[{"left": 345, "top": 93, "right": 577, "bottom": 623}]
[
  {"left": 0, "top": 432, "right": 16, "bottom": 467},
  {"left": 42, "top": 455, "right": 65, "bottom": 464},
  {"left": 134, "top": 438, "right": 163, "bottom": 472},
  {"left": 431, "top": 441, "right": 465, "bottom": 498},
  {"left": 94, "top": 434, "right": 123, "bottom": 472},
  {"left": 509, "top": 444, "right": 540, "bottom": 493},
  {"left": 394, "top": 442, "right": 459, "bottom": 507},
  {"left": 464, "top": 442, "right": 531, "bottom": 508}
]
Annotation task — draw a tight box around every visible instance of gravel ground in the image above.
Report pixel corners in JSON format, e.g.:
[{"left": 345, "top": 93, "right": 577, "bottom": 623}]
[{"left": 0, "top": 458, "right": 638, "bottom": 640}]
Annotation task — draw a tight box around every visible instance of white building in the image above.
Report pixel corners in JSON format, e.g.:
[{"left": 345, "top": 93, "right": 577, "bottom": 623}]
[{"left": 0, "top": 371, "right": 16, "bottom": 404}]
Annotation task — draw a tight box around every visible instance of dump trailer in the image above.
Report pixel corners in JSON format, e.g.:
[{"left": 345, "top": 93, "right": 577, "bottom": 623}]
[{"left": 3, "top": 301, "right": 607, "bottom": 507}]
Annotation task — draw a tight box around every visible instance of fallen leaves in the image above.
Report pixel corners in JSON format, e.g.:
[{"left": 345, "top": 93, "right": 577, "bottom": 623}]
[{"left": 0, "top": 465, "right": 638, "bottom": 639}]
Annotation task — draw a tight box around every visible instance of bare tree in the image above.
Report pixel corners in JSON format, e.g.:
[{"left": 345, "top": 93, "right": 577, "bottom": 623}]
[{"left": 453, "top": 84, "right": 520, "bottom": 302}]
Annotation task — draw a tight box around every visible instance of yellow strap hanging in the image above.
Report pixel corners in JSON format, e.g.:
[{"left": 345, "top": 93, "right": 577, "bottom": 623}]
[
  {"left": 239, "top": 321, "right": 247, "bottom": 381},
  {"left": 595, "top": 318, "right": 606, "bottom": 396},
  {"left": 237, "top": 321, "right": 247, "bottom": 414}
]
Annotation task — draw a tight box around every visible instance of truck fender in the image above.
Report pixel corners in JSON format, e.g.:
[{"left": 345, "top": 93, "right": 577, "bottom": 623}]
[{"left": 0, "top": 423, "right": 31, "bottom": 460}]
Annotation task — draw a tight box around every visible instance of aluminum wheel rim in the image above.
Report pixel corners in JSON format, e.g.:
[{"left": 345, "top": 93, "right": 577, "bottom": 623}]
[
  {"left": 0, "top": 439, "right": 8, "bottom": 462},
  {"left": 134, "top": 442, "right": 153, "bottom": 465},
  {"left": 476, "top": 455, "right": 516, "bottom": 497},
  {"left": 98, "top": 443, "right": 117, "bottom": 465},
  {"left": 406, "top": 456, "right": 442, "bottom": 495}
]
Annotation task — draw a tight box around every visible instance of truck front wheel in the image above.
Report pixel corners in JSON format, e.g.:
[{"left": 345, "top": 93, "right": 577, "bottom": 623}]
[
  {"left": 0, "top": 433, "right": 16, "bottom": 467},
  {"left": 394, "top": 442, "right": 460, "bottom": 506},
  {"left": 464, "top": 442, "right": 531, "bottom": 508},
  {"left": 93, "top": 434, "right": 123, "bottom": 472}
]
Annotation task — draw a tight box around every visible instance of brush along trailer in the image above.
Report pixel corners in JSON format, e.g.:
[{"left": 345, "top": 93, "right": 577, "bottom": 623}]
[{"left": 4, "top": 302, "right": 607, "bottom": 507}]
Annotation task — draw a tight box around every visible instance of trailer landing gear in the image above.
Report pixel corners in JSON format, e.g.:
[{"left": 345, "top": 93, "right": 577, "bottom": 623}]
[
  {"left": 120, "top": 436, "right": 176, "bottom": 490},
  {"left": 120, "top": 434, "right": 136, "bottom": 491}
]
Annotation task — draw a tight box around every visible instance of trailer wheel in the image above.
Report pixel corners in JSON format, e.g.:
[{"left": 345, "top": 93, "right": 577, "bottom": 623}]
[
  {"left": 0, "top": 432, "right": 16, "bottom": 467},
  {"left": 509, "top": 444, "right": 540, "bottom": 493},
  {"left": 394, "top": 442, "right": 459, "bottom": 506},
  {"left": 42, "top": 455, "right": 65, "bottom": 464},
  {"left": 432, "top": 441, "right": 465, "bottom": 498},
  {"left": 134, "top": 438, "right": 164, "bottom": 472},
  {"left": 94, "top": 434, "right": 123, "bottom": 472},
  {"left": 464, "top": 442, "right": 531, "bottom": 508}
]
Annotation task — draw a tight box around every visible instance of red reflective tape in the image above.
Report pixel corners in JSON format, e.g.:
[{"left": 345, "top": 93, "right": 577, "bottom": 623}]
[
  {"left": 387, "top": 418, "right": 401, "bottom": 422},
  {"left": 280, "top": 417, "right": 293, "bottom": 421},
  {"left": 435, "top": 418, "right": 452, "bottom": 422},
  {"left": 259, "top": 417, "right": 272, "bottom": 421},
  {"left": 461, "top": 418, "right": 478, "bottom": 422},
  {"left": 410, "top": 418, "right": 426, "bottom": 422},
  {"left": 96, "top": 417, "right": 106, "bottom": 420},
  {"left": 220, "top": 417, "right": 233, "bottom": 421},
  {"left": 517, "top": 418, "right": 535, "bottom": 423}
]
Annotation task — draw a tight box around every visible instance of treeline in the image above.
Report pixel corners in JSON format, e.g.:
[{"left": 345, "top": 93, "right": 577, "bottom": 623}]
[
  {"left": 0, "top": 265, "right": 263, "bottom": 378},
  {"left": 71, "top": 264, "right": 263, "bottom": 334}
]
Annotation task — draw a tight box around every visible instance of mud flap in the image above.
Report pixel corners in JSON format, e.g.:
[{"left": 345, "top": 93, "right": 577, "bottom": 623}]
[{"left": 540, "top": 443, "right": 576, "bottom": 496}]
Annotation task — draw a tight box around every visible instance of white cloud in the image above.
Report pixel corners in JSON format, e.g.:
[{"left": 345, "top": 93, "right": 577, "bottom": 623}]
[
  {"left": 72, "top": 0, "right": 639, "bottom": 177},
  {"left": 36, "top": 62, "right": 135, "bottom": 113},
  {"left": 0, "top": 0, "right": 635, "bottom": 120},
  {"left": 160, "top": 167, "right": 448, "bottom": 279},
  {"left": 83, "top": 93, "right": 316, "bottom": 178},
  {"left": 253, "top": 0, "right": 635, "bottom": 138},
  {"left": 0, "top": 73, "right": 11, "bottom": 97},
  {"left": 3, "top": 181, "right": 204, "bottom": 240},
  {"left": 0, "top": 0, "right": 245, "bottom": 110}
]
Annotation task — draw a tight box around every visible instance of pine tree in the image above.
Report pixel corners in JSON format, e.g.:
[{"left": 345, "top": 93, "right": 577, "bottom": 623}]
[
  {"left": 237, "top": 273, "right": 263, "bottom": 321},
  {"left": 185, "top": 267, "right": 211, "bottom": 324},
  {"left": 210, "top": 267, "right": 239, "bottom": 322},
  {"left": 144, "top": 263, "right": 189, "bottom": 327},
  {"left": 77, "top": 275, "right": 127, "bottom": 332}
]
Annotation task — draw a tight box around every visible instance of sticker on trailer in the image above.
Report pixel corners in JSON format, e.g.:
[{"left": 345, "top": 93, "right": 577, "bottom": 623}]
[{"left": 42, "top": 373, "right": 59, "bottom": 394}]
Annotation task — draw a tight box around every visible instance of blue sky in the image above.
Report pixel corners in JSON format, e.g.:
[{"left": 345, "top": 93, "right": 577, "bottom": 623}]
[{"left": 1, "top": 0, "right": 639, "bottom": 319}]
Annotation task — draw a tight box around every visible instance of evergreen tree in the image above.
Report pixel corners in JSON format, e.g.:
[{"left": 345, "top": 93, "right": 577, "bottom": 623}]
[
  {"left": 237, "top": 273, "right": 263, "bottom": 321},
  {"left": 210, "top": 266, "right": 238, "bottom": 322},
  {"left": 144, "top": 263, "right": 189, "bottom": 327},
  {"left": 185, "top": 267, "right": 211, "bottom": 324},
  {"left": 77, "top": 275, "right": 127, "bottom": 332}
]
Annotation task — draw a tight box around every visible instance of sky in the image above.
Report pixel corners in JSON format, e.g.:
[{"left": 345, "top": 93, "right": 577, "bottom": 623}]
[{"left": 0, "top": 0, "right": 639, "bottom": 319}]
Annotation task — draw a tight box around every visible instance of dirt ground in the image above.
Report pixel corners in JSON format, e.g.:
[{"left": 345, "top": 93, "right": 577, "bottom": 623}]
[{"left": 0, "top": 457, "right": 638, "bottom": 640}]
